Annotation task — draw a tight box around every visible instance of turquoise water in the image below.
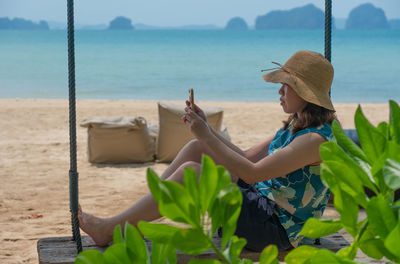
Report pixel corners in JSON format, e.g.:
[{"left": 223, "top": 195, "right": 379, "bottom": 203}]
[{"left": 0, "top": 30, "right": 399, "bottom": 102}]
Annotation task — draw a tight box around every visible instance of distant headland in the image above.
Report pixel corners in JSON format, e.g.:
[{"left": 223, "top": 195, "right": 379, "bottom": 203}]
[
  {"left": 1, "top": 3, "right": 399, "bottom": 31},
  {"left": 0, "top": 17, "right": 49, "bottom": 30},
  {"left": 255, "top": 4, "right": 324, "bottom": 30}
]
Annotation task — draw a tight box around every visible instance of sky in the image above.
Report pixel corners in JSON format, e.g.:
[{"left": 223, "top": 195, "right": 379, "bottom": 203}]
[{"left": 1, "top": 0, "right": 399, "bottom": 27}]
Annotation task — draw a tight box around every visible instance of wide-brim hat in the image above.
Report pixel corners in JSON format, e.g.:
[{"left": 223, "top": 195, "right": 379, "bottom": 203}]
[{"left": 262, "top": 50, "right": 335, "bottom": 111}]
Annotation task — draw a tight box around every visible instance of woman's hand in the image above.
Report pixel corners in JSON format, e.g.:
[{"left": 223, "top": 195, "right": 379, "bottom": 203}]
[
  {"left": 185, "top": 100, "right": 207, "bottom": 122},
  {"left": 183, "top": 109, "right": 211, "bottom": 140}
]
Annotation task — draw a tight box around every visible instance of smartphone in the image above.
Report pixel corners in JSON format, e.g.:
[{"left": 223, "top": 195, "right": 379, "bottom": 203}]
[{"left": 189, "top": 88, "right": 194, "bottom": 106}]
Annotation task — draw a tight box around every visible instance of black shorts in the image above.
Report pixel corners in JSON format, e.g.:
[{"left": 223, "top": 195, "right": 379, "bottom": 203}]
[{"left": 220, "top": 179, "right": 292, "bottom": 252}]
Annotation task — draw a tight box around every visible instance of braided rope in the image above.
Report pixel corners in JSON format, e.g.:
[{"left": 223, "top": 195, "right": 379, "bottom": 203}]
[
  {"left": 324, "top": 0, "right": 332, "bottom": 62},
  {"left": 314, "top": 1, "right": 333, "bottom": 246},
  {"left": 67, "top": 0, "right": 82, "bottom": 253}
]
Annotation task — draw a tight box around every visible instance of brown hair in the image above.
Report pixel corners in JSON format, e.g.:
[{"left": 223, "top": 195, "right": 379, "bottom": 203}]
[{"left": 283, "top": 103, "right": 337, "bottom": 134}]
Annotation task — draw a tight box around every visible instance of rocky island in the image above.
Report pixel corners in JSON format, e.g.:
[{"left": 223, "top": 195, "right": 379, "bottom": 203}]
[
  {"left": 108, "top": 16, "right": 134, "bottom": 30},
  {"left": 225, "top": 17, "right": 248, "bottom": 30},
  {"left": 255, "top": 4, "right": 325, "bottom": 30},
  {"left": 346, "top": 3, "right": 389, "bottom": 29}
]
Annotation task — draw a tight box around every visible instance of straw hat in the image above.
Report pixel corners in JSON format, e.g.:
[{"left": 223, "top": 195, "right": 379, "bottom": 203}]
[{"left": 262, "top": 50, "right": 335, "bottom": 111}]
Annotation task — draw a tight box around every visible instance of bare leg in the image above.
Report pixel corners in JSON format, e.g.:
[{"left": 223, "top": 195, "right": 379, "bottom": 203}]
[
  {"left": 79, "top": 161, "right": 201, "bottom": 246},
  {"left": 160, "top": 139, "right": 232, "bottom": 180}
]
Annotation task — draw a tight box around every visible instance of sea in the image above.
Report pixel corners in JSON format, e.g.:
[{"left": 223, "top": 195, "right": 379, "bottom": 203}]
[{"left": 0, "top": 29, "right": 399, "bottom": 103}]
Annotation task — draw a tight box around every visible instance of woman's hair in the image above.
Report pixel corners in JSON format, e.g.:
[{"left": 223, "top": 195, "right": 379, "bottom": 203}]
[{"left": 283, "top": 103, "right": 337, "bottom": 134}]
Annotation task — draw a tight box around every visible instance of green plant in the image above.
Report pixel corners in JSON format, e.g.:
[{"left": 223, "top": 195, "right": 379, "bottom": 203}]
[
  {"left": 75, "top": 155, "right": 278, "bottom": 264},
  {"left": 284, "top": 100, "right": 400, "bottom": 264}
]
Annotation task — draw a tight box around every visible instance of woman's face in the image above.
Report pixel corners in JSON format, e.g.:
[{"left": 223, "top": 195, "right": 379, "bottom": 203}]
[{"left": 278, "top": 83, "right": 307, "bottom": 114}]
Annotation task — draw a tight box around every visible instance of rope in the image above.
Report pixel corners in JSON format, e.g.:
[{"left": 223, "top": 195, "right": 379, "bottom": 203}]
[
  {"left": 67, "top": 0, "right": 82, "bottom": 253},
  {"left": 324, "top": 0, "right": 332, "bottom": 62},
  {"left": 314, "top": 1, "right": 333, "bottom": 246}
]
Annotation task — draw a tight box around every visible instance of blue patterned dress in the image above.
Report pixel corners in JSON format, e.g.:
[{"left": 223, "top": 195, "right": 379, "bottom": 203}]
[{"left": 256, "top": 121, "right": 334, "bottom": 247}]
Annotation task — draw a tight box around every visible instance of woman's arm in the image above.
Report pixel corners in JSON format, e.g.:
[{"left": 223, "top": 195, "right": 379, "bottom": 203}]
[
  {"left": 186, "top": 101, "right": 273, "bottom": 160},
  {"left": 185, "top": 109, "right": 325, "bottom": 184},
  {"left": 243, "top": 135, "right": 274, "bottom": 162},
  {"left": 207, "top": 131, "right": 325, "bottom": 184},
  {"left": 209, "top": 126, "right": 246, "bottom": 156}
]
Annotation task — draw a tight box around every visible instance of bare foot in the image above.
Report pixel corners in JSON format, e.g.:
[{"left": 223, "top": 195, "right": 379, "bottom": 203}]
[{"left": 78, "top": 208, "right": 113, "bottom": 246}]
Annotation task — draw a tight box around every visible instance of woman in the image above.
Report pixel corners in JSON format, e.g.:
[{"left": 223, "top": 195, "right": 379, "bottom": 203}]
[{"left": 79, "top": 50, "right": 337, "bottom": 251}]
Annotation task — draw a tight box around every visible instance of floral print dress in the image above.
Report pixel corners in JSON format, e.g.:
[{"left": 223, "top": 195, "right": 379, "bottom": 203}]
[{"left": 257, "top": 121, "right": 334, "bottom": 247}]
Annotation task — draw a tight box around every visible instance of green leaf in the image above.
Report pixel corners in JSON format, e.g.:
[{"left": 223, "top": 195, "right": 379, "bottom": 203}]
[
  {"left": 338, "top": 192, "right": 359, "bottom": 237},
  {"left": 210, "top": 197, "right": 223, "bottom": 237},
  {"left": 228, "top": 236, "right": 247, "bottom": 261},
  {"left": 199, "top": 155, "right": 219, "bottom": 215},
  {"left": 299, "top": 218, "right": 342, "bottom": 238},
  {"left": 183, "top": 167, "right": 201, "bottom": 226},
  {"left": 215, "top": 184, "right": 243, "bottom": 249},
  {"left": 377, "top": 122, "right": 389, "bottom": 139},
  {"left": 284, "top": 245, "right": 319, "bottom": 264},
  {"left": 366, "top": 196, "right": 397, "bottom": 239},
  {"left": 188, "top": 260, "right": 222, "bottom": 264},
  {"left": 310, "top": 249, "right": 356, "bottom": 263},
  {"left": 371, "top": 141, "right": 400, "bottom": 193},
  {"left": 389, "top": 100, "right": 400, "bottom": 144},
  {"left": 359, "top": 237, "right": 385, "bottom": 260},
  {"left": 321, "top": 163, "right": 359, "bottom": 237},
  {"left": 239, "top": 259, "right": 254, "bottom": 264},
  {"left": 259, "top": 244, "right": 279, "bottom": 264},
  {"left": 215, "top": 165, "right": 233, "bottom": 193},
  {"left": 151, "top": 242, "right": 177, "bottom": 264},
  {"left": 158, "top": 180, "right": 197, "bottom": 226},
  {"left": 371, "top": 153, "right": 390, "bottom": 191},
  {"left": 184, "top": 167, "right": 200, "bottom": 208},
  {"left": 147, "top": 168, "right": 162, "bottom": 202},
  {"left": 337, "top": 241, "right": 358, "bottom": 260},
  {"left": 331, "top": 120, "right": 368, "bottom": 163},
  {"left": 384, "top": 221, "right": 400, "bottom": 257},
  {"left": 124, "top": 222, "right": 148, "bottom": 263},
  {"left": 171, "top": 228, "right": 211, "bottom": 255},
  {"left": 75, "top": 250, "right": 104, "bottom": 264},
  {"left": 383, "top": 159, "right": 400, "bottom": 190},
  {"left": 320, "top": 162, "right": 367, "bottom": 208},
  {"left": 319, "top": 141, "right": 377, "bottom": 194},
  {"left": 103, "top": 244, "right": 131, "bottom": 264},
  {"left": 355, "top": 105, "right": 386, "bottom": 164},
  {"left": 138, "top": 221, "right": 180, "bottom": 243},
  {"left": 359, "top": 227, "right": 400, "bottom": 262},
  {"left": 112, "top": 224, "right": 124, "bottom": 244},
  {"left": 385, "top": 141, "right": 400, "bottom": 163}
]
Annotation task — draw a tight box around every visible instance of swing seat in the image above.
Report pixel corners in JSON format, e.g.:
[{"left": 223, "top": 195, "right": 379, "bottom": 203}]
[{"left": 37, "top": 232, "right": 348, "bottom": 263}]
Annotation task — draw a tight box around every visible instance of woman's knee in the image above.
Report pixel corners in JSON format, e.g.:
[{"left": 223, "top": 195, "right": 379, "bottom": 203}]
[
  {"left": 186, "top": 139, "right": 203, "bottom": 152},
  {"left": 169, "top": 161, "right": 201, "bottom": 183},
  {"left": 179, "top": 161, "right": 201, "bottom": 174}
]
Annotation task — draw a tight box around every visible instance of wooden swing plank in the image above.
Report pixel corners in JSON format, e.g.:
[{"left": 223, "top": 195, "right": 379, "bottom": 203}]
[{"left": 37, "top": 233, "right": 349, "bottom": 263}]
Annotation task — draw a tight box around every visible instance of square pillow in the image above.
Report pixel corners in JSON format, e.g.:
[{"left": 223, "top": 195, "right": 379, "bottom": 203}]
[
  {"left": 156, "top": 101, "right": 224, "bottom": 162},
  {"left": 80, "top": 116, "right": 155, "bottom": 163}
]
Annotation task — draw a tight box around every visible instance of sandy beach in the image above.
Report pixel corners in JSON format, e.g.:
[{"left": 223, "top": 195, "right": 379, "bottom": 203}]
[{"left": 0, "top": 98, "right": 390, "bottom": 263}]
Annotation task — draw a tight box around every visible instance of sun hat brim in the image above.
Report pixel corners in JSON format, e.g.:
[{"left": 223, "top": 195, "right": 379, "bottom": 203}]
[{"left": 263, "top": 69, "right": 335, "bottom": 111}]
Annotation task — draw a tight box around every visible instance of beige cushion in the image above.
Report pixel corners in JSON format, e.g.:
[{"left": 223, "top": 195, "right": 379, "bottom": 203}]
[
  {"left": 80, "top": 116, "right": 155, "bottom": 163},
  {"left": 156, "top": 101, "right": 224, "bottom": 162}
]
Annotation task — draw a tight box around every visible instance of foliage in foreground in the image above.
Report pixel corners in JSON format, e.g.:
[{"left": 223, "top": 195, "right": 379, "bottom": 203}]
[
  {"left": 287, "top": 100, "right": 400, "bottom": 263},
  {"left": 75, "top": 100, "right": 400, "bottom": 264},
  {"left": 75, "top": 154, "right": 274, "bottom": 264}
]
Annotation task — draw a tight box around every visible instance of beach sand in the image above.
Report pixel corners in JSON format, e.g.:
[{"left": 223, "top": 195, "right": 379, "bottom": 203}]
[{"left": 0, "top": 99, "right": 390, "bottom": 263}]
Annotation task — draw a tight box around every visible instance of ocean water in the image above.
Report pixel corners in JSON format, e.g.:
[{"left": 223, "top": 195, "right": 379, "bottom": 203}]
[{"left": 0, "top": 30, "right": 399, "bottom": 103}]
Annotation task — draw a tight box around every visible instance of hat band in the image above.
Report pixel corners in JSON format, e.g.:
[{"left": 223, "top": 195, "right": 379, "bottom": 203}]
[{"left": 261, "top": 62, "right": 307, "bottom": 85}]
